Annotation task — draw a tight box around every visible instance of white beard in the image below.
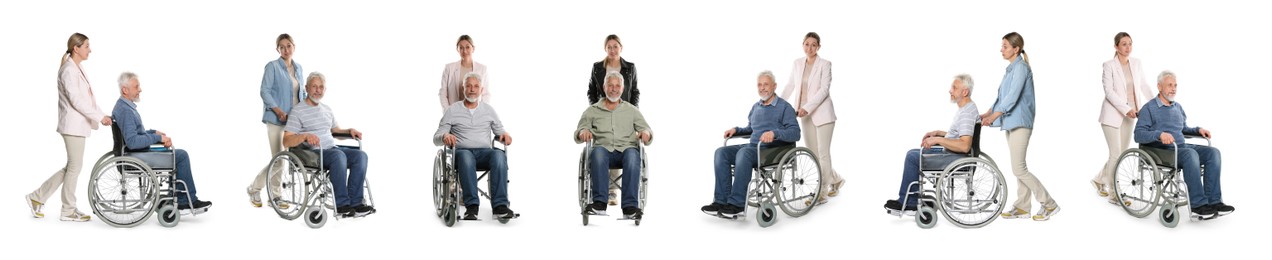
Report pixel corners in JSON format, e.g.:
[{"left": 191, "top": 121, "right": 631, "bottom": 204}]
[
  {"left": 760, "top": 93, "right": 774, "bottom": 103},
  {"left": 1165, "top": 95, "right": 1175, "bottom": 102},
  {"left": 606, "top": 95, "right": 621, "bottom": 103},
  {"left": 309, "top": 97, "right": 322, "bottom": 104},
  {"left": 465, "top": 96, "right": 479, "bottom": 103}
]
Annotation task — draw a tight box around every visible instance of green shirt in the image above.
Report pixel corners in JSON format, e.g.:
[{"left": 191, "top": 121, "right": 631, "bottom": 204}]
[{"left": 574, "top": 101, "right": 652, "bottom": 152}]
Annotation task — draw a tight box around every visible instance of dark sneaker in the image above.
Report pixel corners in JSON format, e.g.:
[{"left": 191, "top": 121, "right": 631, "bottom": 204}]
[
  {"left": 701, "top": 203, "right": 724, "bottom": 216},
  {"left": 1211, "top": 203, "right": 1234, "bottom": 216},
  {"left": 1191, "top": 204, "right": 1217, "bottom": 219},
  {"left": 353, "top": 204, "right": 376, "bottom": 217},
  {"left": 178, "top": 201, "right": 213, "bottom": 212},
  {"left": 585, "top": 201, "right": 607, "bottom": 215},
  {"left": 463, "top": 205, "right": 479, "bottom": 220},
  {"left": 719, "top": 204, "right": 744, "bottom": 218},
  {"left": 336, "top": 206, "right": 357, "bottom": 218},
  {"left": 622, "top": 207, "right": 642, "bottom": 219},
  {"left": 493, "top": 205, "right": 516, "bottom": 219},
  {"left": 884, "top": 200, "right": 918, "bottom": 216}
]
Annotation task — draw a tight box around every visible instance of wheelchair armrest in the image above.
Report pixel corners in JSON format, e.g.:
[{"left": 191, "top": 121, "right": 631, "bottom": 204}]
[
  {"left": 1183, "top": 134, "right": 1211, "bottom": 146},
  {"left": 333, "top": 133, "right": 362, "bottom": 148},
  {"left": 723, "top": 134, "right": 751, "bottom": 146}
]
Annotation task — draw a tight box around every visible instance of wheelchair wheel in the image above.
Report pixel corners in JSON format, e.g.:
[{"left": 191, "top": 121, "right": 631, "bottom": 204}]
[
  {"left": 1159, "top": 206, "right": 1179, "bottom": 228},
  {"left": 89, "top": 152, "right": 114, "bottom": 175},
  {"left": 757, "top": 201, "right": 778, "bottom": 228},
  {"left": 89, "top": 156, "right": 160, "bottom": 228},
  {"left": 443, "top": 206, "right": 458, "bottom": 227},
  {"left": 157, "top": 203, "right": 179, "bottom": 228},
  {"left": 433, "top": 149, "right": 447, "bottom": 217},
  {"left": 1113, "top": 149, "right": 1162, "bottom": 218},
  {"left": 936, "top": 157, "right": 1007, "bottom": 228},
  {"left": 266, "top": 152, "right": 308, "bottom": 221},
  {"left": 304, "top": 207, "right": 327, "bottom": 229},
  {"left": 746, "top": 178, "right": 765, "bottom": 208},
  {"left": 578, "top": 149, "right": 592, "bottom": 209},
  {"left": 916, "top": 205, "right": 937, "bottom": 229},
  {"left": 775, "top": 147, "right": 821, "bottom": 218}
]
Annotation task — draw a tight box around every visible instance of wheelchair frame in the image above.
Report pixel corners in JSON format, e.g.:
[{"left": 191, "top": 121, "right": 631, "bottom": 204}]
[
  {"left": 1113, "top": 135, "right": 1212, "bottom": 228},
  {"left": 265, "top": 133, "right": 375, "bottom": 229},
  {"left": 717, "top": 134, "right": 822, "bottom": 228},
  {"left": 899, "top": 123, "right": 1008, "bottom": 229},
  {"left": 577, "top": 140, "right": 648, "bottom": 226},
  {"left": 432, "top": 137, "right": 516, "bottom": 227},
  {"left": 88, "top": 119, "right": 199, "bottom": 228}
]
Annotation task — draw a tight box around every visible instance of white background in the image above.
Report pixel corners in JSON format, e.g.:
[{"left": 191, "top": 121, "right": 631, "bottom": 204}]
[{"left": 2, "top": 0, "right": 1267, "bottom": 259}]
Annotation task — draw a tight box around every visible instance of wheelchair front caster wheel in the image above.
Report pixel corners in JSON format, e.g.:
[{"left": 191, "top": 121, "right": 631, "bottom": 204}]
[
  {"left": 157, "top": 204, "right": 179, "bottom": 228},
  {"left": 304, "top": 207, "right": 327, "bottom": 229},
  {"left": 582, "top": 213, "right": 590, "bottom": 226},
  {"left": 1159, "top": 206, "right": 1179, "bottom": 228},
  {"left": 757, "top": 202, "right": 778, "bottom": 228},
  {"left": 916, "top": 206, "right": 937, "bottom": 229},
  {"left": 443, "top": 207, "right": 458, "bottom": 227}
]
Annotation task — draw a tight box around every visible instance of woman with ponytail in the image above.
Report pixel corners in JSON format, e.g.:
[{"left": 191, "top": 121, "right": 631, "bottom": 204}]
[
  {"left": 25, "top": 33, "right": 111, "bottom": 222},
  {"left": 982, "top": 32, "right": 1061, "bottom": 221},
  {"left": 1091, "top": 32, "right": 1153, "bottom": 206}
]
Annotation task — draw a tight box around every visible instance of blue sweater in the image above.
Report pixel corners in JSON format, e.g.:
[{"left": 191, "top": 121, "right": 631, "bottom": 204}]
[
  {"left": 111, "top": 98, "right": 161, "bottom": 150},
  {"left": 735, "top": 96, "right": 801, "bottom": 147}
]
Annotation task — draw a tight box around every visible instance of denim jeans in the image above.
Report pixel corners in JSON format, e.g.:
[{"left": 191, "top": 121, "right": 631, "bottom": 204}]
[
  {"left": 322, "top": 147, "right": 368, "bottom": 207},
  {"left": 589, "top": 147, "right": 641, "bottom": 208},
  {"left": 455, "top": 148, "right": 510, "bottom": 207},
  {"left": 896, "top": 147, "right": 966, "bottom": 206}
]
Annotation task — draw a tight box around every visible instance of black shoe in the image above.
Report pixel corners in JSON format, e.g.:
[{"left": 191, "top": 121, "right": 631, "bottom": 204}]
[
  {"left": 585, "top": 201, "right": 607, "bottom": 215},
  {"left": 1191, "top": 204, "right": 1217, "bottom": 219},
  {"left": 622, "top": 207, "right": 642, "bottom": 219},
  {"left": 178, "top": 201, "right": 213, "bottom": 211},
  {"left": 701, "top": 203, "right": 725, "bottom": 215},
  {"left": 336, "top": 206, "right": 357, "bottom": 217},
  {"left": 493, "top": 205, "right": 516, "bottom": 219},
  {"left": 353, "top": 204, "right": 376, "bottom": 217},
  {"left": 463, "top": 205, "right": 479, "bottom": 220},
  {"left": 719, "top": 204, "right": 744, "bottom": 218},
  {"left": 1211, "top": 203, "right": 1234, "bottom": 216},
  {"left": 884, "top": 200, "right": 901, "bottom": 211}
]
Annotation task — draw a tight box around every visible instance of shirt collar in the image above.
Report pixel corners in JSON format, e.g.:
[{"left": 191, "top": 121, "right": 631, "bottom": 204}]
[
  {"left": 1153, "top": 97, "right": 1174, "bottom": 108},
  {"left": 756, "top": 96, "right": 779, "bottom": 107},
  {"left": 592, "top": 100, "right": 625, "bottom": 111},
  {"left": 119, "top": 97, "right": 137, "bottom": 109}
]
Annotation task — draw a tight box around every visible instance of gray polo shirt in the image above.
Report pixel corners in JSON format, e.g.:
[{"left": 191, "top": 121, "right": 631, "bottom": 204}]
[
  {"left": 285, "top": 101, "right": 339, "bottom": 149},
  {"left": 433, "top": 101, "right": 506, "bottom": 149}
]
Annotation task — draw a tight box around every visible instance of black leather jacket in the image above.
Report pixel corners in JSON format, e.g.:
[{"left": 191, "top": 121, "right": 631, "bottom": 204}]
[{"left": 588, "top": 58, "right": 639, "bottom": 106}]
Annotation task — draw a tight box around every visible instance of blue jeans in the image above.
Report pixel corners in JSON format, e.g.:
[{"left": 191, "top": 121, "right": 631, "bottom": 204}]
[
  {"left": 590, "top": 147, "right": 641, "bottom": 208},
  {"left": 895, "top": 148, "right": 965, "bottom": 206},
  {"left": 713, "top": 144, "right": 759, "bottom": 207},
  {"left": 321, "top": 147, "right": 368, "bottom": 207},
  {"left": 171, "top": 149, "right": 199, "bottom": 205},
  {"left": 1175, "top": 144, "right": 1223, "bottom": 206},
  {"left": 455, "top": 148, "right": 509, "bottom": 207}
]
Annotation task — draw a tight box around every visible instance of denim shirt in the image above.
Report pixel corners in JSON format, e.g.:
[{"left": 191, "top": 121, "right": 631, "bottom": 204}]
[
  {"left": 1134, "top": 97, "right": 1201, "bottom": 149},
  {"left": 990, "top": 56, "right": 1036, "bottom": 131},
  {"left": 111, "top": 98, "right": 161, "bottom": 150},
  {"left": 260, "top": 58, "right": 306, "bottom": 125},
  {"left": 735, "top": 96, "right": 801, "bottom": 147}
]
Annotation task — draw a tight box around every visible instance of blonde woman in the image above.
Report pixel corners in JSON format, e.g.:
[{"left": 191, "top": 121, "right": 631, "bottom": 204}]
[
  {"left": 247, "top": 34, "right": 305, "bottom": 208},
  {"left": 984, "top": 32, "right": 1060, "bottom": 221},
  {"left": 1092, "top": 32, "right": 1153, "bottom": 205},
  {"left": 26, "top": 33, "right": 111, "bottom": 222},
  {"left": 440, "top": 35, "right": 490, "bottom": 111},
  {"left": 779, "top": 32, "right": 842, "bottom": 205}
]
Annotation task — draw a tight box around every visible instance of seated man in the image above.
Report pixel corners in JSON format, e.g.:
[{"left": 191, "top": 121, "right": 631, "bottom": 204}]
[
  {"left": 1133, "top": 71, "right": 1231, "bottom": 219},
  {"left": 111, "top": 72, "right": 212, "bottom": 212},
  {"left": 433, "top": 72, "right": 517, "bottom": 220},
  {"left": 575, "top": 71, "right": 653, "bottom": 218},
  {"left": 701, "top": 70, "right": 800, "bottom": 218},
  {"left": 282, "top": 72, "right": 374, "bottom": 218},
  {"left": 882, "top": 74, "right": 979, "bottom": 215}
]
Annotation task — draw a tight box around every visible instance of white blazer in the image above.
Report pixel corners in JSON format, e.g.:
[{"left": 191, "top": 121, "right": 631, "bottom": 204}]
[
  {"left": 439, "top": 61, "right": 490, "bottom": 111},
  {"left": 1098, "top": 57, "right": 1154, "bottom": 127},
  {"left": 779, "top": 56, "right": 837, "bottom": 126},
  {"left": 56, "top": 57, "right": 106, "bottom": 137}
]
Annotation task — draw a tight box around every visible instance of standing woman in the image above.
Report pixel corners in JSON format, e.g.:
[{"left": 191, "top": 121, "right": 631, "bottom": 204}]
[
  {"left": 778, "top": 32, "right": 842, "bottom": 205},
  {"left": 982, "top": 32, "right": 1061, "bottom": 221},
  {"left": 1092, "top": 32, "right": 1153, "bottom": 205},
  {"left": 247, "top": 34, "right": 306, "bottom": 208},
  {"left": 587, "top": 34, "right": 639, "bottom": 205},
  {"left": 440, "top": 35, "right": 490, "bottom": 111},
  {"left": 25, "top": 33, "right": 111, "bottom": 221}
]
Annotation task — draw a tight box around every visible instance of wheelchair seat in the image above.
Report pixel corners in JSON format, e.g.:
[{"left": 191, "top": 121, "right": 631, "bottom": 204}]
[
  {"left": 109, "top": 120, "right": 175, "bottom": 170},
  {"left": 918, "top": 123, "right": 981, "bottom": 172},
  {"left": 758, "top": 145, "right": 795, "bottom": 167},
  {"left": 288, "top": 147, "right": 323, "bottom": 169},
  {"left": 1138, "top": 145, "right": 1178, "bottom": 168}
]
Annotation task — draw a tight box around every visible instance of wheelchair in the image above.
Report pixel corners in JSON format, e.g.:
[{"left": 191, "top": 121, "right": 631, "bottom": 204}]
[
  {"left": 714, "top": 134, "right": 821, "bottom": 227},
  {"left": 896, "top": 123, "right": 1008, "bottom": 229},
  {"left": 432, "top": 138, "right": 519, "bottom": 227},
  {"left": 87, "top": 120, "right": 201, "bottom": 228},
  {"left": 577, "top": 140, "right": 648, "bottom": 226},
  {"left": 264, "top": 133, "right": 375, "bottom": 229},
  {"left": 1113, "top": 134, "right": 1212, "bottom": 228}
]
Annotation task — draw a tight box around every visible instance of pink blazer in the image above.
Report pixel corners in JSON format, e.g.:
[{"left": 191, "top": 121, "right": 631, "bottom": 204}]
[
  {"left": 57, "top": 57, "right": 106, "bottom": 137},
  {"left": 1098, "top": 57, "right": 1154, "bottom": 127},
  {"left": 779, "top": 56, "right": 837, "bottom": 126}
]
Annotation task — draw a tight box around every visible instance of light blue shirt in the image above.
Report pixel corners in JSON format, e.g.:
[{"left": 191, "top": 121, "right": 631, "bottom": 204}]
[
  {"left": 260, "top": 58, "right": 306, "bottom": 125},
  {"left": 989, "top": 56, "right": 1035, "bottom": 131}
]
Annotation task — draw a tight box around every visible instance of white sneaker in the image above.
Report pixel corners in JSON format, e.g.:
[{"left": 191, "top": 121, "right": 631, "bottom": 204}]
[
  {"left": 1032, "top": 205, "right": 1061, "bottom": 221},
  {"left": 1090, "top": 180, "right": 1109, "bottom": 197},
  {"left": 60, "top": 211, "right": 91, "bottom": 222},
  {"left": 25, "top": 194, "right": 44, "bottom": 218},
  {"left": 247, "top": 187, "right": 262, "bottom": 208},
  {"left": 1000, "top": 208, "right": 1030, "bottom": 219}
]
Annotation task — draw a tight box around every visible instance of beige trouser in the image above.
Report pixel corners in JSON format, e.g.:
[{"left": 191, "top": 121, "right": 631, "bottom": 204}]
[
  {"left": 1006, "top": 128, "right": 1056, "bottom": 210},
  {"left": 1095, "top": 118, "right": 1134, "bottom": 187},
  {"left": 801, "top": 117, "right": 842, "bottom": 197},
  {"left": 31, "top": 134, "right": 87, "bottom": 216},
  {"left": 248, "top": 124, "right": 285, "bottom": 197}
]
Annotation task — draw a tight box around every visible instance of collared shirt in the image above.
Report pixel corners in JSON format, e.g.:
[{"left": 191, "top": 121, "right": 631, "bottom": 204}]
[
  {"left": 111, "top": 97, "right": 161, "bottom": 150},
  {"left": 434, "top": 101, "right": 506, "bottom": 149},
  {"left": 990, "top": 55, "right": 1036, "bottom": 131},
  {"left": 1134, "top": 97, "right": 1201, "bottom": 149},
  {"left": 735, "top": 96, "right": 801, "bottom": 147},
  {"left": 947, "top": 101, "right": 979, "bottom": 139},
  {"left": 261, "top": 57, "right": 306, "bottom": 125},
  {"left": 285, "top": 101, "right": 339, "bottom": 149},
  {"left": 574, "top": 100, "right": 652, "bottom": 152}
]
